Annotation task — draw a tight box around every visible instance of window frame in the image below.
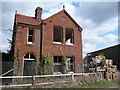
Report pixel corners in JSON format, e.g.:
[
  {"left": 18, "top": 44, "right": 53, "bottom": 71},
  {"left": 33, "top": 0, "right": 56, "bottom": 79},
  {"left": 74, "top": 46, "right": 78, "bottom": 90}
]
[
  {"left": 27, "top": 27, "right": 34, "bottom": 44},
  {"left": 65, "top": 28, "right": 74, "bottom": 45},
  {"left": 53, "top": 56, "right": 62, "bottom": 73},
  {"left": 66, "top": 56, "right": 75, "bottom": 72},
  {"left": 53, "top": 25, "right": 63, "bottom": 44},
  {"left": 22, "top": 53, "right": 36, "bottom": 76}
]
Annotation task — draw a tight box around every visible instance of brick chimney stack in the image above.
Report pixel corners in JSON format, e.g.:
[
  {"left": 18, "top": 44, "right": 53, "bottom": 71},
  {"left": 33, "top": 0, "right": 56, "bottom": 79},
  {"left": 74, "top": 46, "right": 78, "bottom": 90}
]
[{"left": 35, "top": 7, "right": 42, "bottom": 20}]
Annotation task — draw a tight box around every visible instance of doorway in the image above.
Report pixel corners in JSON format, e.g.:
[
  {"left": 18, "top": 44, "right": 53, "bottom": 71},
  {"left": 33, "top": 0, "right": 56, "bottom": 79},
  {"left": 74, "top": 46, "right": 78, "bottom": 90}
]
[{"left": 23, "top": 53, "right": 35, "bottom": 76}]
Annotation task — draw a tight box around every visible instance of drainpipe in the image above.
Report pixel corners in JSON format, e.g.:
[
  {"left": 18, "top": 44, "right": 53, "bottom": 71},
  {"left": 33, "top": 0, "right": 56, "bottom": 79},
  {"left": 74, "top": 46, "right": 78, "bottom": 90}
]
[{"left": 39, "top": 22, "right": 46, "bottom": 62}]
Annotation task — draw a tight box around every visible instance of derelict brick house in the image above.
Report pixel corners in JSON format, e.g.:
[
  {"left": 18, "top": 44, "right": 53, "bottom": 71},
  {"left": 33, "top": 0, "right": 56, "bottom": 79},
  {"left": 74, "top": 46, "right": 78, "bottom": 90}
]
[{"left": 12, "top": 7, "right": 83, "bottom": 76}]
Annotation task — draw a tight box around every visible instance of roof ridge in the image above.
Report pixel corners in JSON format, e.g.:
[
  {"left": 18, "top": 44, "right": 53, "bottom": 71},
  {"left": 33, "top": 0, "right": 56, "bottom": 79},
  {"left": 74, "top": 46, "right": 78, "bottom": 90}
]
[
  {"left": 16, "top": 13, "right": 34, "bottom": 18},
  {"left": 43, "top": 10, "right": 82, "bottom": 29},
  {"left": 44, "top": 10, "right": 64, "bottom": 20}
]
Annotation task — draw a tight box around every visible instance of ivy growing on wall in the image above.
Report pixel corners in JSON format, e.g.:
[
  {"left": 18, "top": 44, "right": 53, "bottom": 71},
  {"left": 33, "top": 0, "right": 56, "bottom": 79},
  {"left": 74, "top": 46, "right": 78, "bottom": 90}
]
[
  {"left": 38, "top": 54, "right": 53, "bottom": 75},
  {"left": 13, "top": 49, "right": 20, "bottom": 76}
]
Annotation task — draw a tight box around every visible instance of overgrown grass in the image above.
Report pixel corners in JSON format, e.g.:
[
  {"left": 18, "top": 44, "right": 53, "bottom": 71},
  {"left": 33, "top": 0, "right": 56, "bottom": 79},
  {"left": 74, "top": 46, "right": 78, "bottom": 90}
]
[{"left": 69, "top": 79, "right": 118, "bottom": 88}]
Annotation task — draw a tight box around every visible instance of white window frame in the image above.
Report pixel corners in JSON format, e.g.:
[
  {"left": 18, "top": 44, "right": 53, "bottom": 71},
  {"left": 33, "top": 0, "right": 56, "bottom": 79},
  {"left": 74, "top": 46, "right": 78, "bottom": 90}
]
[
  {"left": 65, "top": 28, "right": 74, "bottom": 46},
  {"left": 53, "top": 56, "right": 62, "bottom": 74},
  {"left": 66, "top": 56, "right": 74, "bottom": 72},
  {"left": 27, "top": 28, "right": 34, "bottom": 44}
]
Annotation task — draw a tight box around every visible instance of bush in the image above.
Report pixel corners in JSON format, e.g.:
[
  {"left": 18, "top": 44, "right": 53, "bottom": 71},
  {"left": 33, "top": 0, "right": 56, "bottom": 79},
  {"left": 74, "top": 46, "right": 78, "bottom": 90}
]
[{"left": 38, "top": 54, "right": 53, "bottom": 75}]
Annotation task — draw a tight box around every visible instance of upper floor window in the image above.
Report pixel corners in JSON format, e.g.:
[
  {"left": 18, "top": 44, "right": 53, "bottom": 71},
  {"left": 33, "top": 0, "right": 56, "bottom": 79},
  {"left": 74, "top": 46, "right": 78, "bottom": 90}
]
[
  {"left": 65, "top": 28, "right": 74, "bottom": 45},
  {"left": 28, "top": 28, "right": 34, "bottom": 44},
  {"left": 53, "top": 26, "right": 63, "bottom": 44}
]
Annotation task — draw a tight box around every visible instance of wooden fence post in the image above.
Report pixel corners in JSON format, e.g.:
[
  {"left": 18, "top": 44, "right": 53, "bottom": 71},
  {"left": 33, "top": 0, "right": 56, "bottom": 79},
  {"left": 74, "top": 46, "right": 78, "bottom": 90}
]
[
  {"left": 71, "top": 73, "right": 74, "bottom": 82},
  {"left": 32, "top": 75, "right": 35, "bottom": 86},
  {"left": 95, "top": 73, "right": 98, "bottom": 82}
]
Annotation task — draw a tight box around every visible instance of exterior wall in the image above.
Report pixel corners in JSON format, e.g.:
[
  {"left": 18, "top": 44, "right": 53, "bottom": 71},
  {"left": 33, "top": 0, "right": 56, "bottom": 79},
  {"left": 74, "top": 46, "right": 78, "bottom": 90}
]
[
  {"left": 14, "top": 24, "right": 40, "bottom": 75},
  {"left": 42, "top": 12, "right": 82, "bottom": 73},
  {"left": 13, "top": 10, "right": 82, "bottom": 75}
]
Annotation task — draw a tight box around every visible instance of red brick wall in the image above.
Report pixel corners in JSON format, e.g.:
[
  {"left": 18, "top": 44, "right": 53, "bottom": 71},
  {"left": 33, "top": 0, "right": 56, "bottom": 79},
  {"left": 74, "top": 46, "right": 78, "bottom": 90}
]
[
  {"left": 14, "top": 24, "right": 40, "bottom": 75},
  {"left": 42, "top": 11, "right": 82, "bottom": 73},
  {"left": 14, "top": 10, "right": 82, "bottom": 74}
]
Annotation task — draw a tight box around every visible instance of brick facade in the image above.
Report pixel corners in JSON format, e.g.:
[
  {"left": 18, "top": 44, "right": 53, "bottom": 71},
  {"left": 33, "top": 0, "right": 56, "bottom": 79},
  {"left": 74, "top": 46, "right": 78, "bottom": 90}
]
[{"left": 12, "top": 7, "right": 83, "bottom": 75}]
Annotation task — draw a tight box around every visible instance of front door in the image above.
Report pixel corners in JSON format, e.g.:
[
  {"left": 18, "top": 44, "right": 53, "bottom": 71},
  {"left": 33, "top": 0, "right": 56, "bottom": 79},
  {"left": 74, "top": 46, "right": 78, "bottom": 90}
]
[{"left": 23, "top": 53, "right": 35, "bottom": 76}]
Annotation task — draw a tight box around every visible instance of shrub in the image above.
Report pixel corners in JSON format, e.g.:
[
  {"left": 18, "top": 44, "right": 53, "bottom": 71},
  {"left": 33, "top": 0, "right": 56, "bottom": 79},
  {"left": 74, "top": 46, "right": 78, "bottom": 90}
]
[{"left": 38, "top": 54, "right": 53, "bottom": 75}]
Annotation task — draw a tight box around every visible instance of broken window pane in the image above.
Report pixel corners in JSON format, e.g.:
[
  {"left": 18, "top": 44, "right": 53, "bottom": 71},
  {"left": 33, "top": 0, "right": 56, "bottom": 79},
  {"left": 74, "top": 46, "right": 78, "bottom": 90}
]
[
  {"left": 66, "top": 56, "right": 74, "bottom": 72},
  {"left": 53, "top": 26, "right": 63, "bottom": 43},
  {"left": 66, "top": 28, "right": 74, "bottom": 44}
]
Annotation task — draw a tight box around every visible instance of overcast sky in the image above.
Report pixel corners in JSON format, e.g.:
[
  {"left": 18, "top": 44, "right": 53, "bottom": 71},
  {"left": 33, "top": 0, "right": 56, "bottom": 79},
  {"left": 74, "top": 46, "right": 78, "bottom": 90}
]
[{"left": 0, "top": 1, "right": 119, "bottom": 57}]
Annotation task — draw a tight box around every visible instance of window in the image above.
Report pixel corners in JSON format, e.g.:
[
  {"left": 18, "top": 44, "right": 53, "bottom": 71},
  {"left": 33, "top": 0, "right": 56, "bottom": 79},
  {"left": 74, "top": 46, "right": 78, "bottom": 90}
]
[
  {"left": 28, "top": 28, "right": 34, "bottom": 44},
  {"left": 66, "top": 28, "right": 74, "bottom": 45},
  {"left": 66, "top": 56, "right": 74, "bottom": 72},
  {"left": 53, "top": 26, "right": 63, "bottom": 44},
  {"left": 53, "top": 56, "right": 62, "bottom": 72},
  {"left": 24, "top": 53, "right": 35, "bottom": 60},
  {"left": 53, "top": 56, "right": 74, "bottom": 73}
]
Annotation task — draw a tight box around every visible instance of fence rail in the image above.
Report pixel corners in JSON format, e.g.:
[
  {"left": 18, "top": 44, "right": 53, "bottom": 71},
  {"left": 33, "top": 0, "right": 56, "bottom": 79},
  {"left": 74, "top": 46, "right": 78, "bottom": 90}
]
[
  {"left": 1, "top": 68, "right": 14, "bottom": 77},
  {"left": 0, "top": 73, "right": 102, "bottom": 88},
  {"left": 0, "top": 73, "right": 95, "bottom": 79}
]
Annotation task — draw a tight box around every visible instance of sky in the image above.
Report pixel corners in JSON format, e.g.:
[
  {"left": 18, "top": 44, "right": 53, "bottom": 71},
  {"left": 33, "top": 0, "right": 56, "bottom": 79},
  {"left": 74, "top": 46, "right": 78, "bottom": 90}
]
[{"left": 0, "top": 1, "right": 119, "bottom": 58}]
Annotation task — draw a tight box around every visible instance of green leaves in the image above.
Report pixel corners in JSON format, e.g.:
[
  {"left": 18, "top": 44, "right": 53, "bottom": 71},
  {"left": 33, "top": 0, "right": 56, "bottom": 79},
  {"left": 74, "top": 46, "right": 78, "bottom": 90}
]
[{"left": 38, "top": 54, "right": 53, "bottom": 75}]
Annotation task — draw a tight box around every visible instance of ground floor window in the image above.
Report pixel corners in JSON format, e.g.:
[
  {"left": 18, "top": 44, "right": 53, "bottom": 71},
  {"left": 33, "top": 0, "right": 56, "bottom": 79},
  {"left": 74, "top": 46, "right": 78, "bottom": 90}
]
[
  {"left": 53, "top": 56, "right": 62, "bottom": 73},
  {"left": 53, "top": 56, "right": 74, "bottom": 73},
  {"left": 66, "top": 56, "right": 74, "bottom": 72}
]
